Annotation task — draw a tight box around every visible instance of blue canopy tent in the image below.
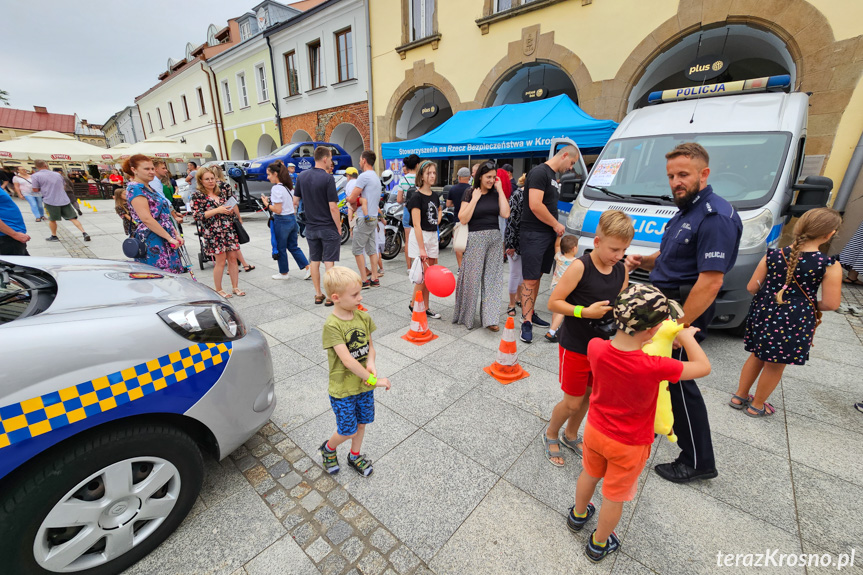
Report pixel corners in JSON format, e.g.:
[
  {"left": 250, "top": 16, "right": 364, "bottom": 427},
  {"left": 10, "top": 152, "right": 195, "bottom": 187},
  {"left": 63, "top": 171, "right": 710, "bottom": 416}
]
[{"left": 381, "top": 95, "right": 618, "bottom": 160}]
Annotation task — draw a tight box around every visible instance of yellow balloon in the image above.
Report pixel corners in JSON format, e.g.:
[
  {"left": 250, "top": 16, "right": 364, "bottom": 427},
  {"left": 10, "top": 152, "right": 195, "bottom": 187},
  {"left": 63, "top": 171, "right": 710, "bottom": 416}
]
[{"left": 642, "top": 319, "right": 683, "bottom": 443}]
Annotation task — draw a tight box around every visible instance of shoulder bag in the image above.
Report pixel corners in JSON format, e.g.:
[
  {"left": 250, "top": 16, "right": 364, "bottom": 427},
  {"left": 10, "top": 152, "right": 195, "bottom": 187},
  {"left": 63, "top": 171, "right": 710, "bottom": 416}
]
[{"left": 233, "top": 218, "right": 251, "bottom": 244}]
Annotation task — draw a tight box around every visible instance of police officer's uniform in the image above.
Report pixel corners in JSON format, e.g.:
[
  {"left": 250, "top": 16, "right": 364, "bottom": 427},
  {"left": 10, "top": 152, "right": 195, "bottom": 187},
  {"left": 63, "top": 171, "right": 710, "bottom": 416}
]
[{"left": 651, "top": 184, "right": 742, "bottom": 478}]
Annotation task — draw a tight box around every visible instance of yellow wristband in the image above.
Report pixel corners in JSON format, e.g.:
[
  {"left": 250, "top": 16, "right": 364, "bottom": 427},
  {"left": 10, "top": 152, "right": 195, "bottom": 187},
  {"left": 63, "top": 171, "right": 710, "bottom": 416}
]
[
  {"left": 573, "top": 305, "right": 584, "bottom": 318},
  {"left": 366, "top": 374, "right": 377, "bottom": 387}
]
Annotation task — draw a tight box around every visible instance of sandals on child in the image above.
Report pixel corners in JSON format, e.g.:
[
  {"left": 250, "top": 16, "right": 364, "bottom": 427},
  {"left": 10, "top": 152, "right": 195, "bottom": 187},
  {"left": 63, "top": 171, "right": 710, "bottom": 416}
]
[
  {"left": 729, "top": 394, "right": 753, "bottom": 410},
  {"left": 559, "top": 433, "right": 583, "bottom": 458},
  {"left": 543, "top": 430, "right": 565, "bottom": 467},
  {"left": 745, "top": 402, "right": 776, "bottom": 417}
]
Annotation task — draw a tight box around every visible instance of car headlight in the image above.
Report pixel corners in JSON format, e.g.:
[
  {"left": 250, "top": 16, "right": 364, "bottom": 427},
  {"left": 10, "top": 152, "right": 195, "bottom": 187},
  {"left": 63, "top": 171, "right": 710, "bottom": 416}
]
[
  {"left": 250, "top": 162, "right": 262, "bottom": 168},
  {"left": 739, "top": 208, "right": 774, "bottom": 250},
  {"left": 159, "top": 302, "right": 246, "bottom": 342},
  {"left": 566, "top": 200, "right": 589, "bottom": 232}
]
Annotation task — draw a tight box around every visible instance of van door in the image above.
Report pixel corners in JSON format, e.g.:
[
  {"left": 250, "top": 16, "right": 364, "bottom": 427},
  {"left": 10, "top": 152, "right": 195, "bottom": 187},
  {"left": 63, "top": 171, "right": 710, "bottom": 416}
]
[{"left": 547, "top": 138, "right": 588, "bottom": 220}]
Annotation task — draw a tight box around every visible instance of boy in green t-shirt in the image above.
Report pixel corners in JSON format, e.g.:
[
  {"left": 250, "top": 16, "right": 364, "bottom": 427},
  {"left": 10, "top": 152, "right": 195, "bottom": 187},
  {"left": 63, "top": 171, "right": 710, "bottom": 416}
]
[{"left": 319, "top": 266, "right": 391, "bottom": 477}]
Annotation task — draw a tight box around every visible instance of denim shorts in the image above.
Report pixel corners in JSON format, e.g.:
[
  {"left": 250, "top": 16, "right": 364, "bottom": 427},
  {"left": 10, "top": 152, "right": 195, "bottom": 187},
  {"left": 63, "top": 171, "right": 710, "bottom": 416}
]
[{"left": 329, "top": 390, "right": 375, "bottom": 436}]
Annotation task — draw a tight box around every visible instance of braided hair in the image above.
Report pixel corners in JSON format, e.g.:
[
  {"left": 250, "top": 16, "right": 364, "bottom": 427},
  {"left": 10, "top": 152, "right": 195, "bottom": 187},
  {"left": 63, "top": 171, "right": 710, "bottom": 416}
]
[{"left": 775, "top": 207, "right": 842, "bottom": 304}]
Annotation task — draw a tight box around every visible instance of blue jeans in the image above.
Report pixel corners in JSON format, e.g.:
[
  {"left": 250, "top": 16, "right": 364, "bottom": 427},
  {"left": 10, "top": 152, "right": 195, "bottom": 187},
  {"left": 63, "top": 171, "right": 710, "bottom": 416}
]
[
  {"left": 273, "top": 214, "right": 309, "bottom": 274},
  {"left": 25, "top": 195, "right": 45, "bottom": 219}
]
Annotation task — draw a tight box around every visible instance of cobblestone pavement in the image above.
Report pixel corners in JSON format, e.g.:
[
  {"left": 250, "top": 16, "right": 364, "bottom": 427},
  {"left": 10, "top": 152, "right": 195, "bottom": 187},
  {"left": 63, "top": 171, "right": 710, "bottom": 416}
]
[{"left": 17, "top": 198, "right": 863, "bottom": 575}]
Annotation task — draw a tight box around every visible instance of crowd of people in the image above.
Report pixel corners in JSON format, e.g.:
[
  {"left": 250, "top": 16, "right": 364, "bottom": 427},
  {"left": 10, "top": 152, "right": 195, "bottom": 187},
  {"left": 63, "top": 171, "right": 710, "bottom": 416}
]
[{"left": 1, "top": 140, "right": 862, "bottom": 560}]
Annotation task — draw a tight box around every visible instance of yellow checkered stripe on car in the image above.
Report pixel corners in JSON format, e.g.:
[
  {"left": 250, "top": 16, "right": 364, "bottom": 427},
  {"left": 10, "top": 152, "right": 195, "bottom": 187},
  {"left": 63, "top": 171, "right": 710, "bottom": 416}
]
[{"left": 0, "top": 342, "right": 232, "bottom": 450}]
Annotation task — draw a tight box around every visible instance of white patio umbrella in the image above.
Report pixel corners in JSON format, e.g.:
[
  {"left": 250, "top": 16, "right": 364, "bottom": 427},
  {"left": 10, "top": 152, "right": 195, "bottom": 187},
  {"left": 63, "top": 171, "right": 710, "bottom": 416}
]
[
  {"left": 0, "top": 131, "right": 117, "bottom": 162},
  {"left": 115, "top": 138, "right": 212, "bottom": 161}
]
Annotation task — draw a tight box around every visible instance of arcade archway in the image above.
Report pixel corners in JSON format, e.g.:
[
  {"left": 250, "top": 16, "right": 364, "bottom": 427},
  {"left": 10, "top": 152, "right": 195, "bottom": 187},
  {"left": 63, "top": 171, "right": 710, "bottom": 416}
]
[
  {"left": 330, "top": 123, "right": 364, "bottom": 166},
  {"left": 230, "top": 139, "right": 249, "bottom": 161},
  {"left": 204, "top": 145, "right": 217, "bottom": 162},
  {"left": 257, "top": 134, "right": 277, "bottom": 158},
  {"left": 395, "top": 86, "right": 453, "bottom": 141},
  {"left": 486, "top": 62, "right": 578, "bottom": 107},
  {"left": 291, "top": 129, "right": 312, "bottom": 143}
]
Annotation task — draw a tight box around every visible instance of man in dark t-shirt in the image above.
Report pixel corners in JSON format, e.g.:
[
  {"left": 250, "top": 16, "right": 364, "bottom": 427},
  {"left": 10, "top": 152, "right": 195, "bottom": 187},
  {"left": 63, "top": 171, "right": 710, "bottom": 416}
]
[
  {"left": 519, "top": 145, "right": 579, "bottom": 343},
  {"left": 294, "top": 146, "right": 341, "bottom": 305}
]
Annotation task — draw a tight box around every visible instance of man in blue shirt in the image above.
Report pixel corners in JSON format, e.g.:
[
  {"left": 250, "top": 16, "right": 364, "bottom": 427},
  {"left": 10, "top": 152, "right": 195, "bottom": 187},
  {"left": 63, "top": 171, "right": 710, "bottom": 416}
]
[
  {"left": 627, "top": 142, "right": 742, "bottom": 484},
  {"left": 0, "top": 191, "right": 30, "bottom": 255}
]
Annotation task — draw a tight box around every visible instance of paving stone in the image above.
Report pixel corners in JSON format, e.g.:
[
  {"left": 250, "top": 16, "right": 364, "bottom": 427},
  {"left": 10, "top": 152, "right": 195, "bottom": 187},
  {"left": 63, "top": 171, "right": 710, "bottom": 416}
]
[
  {"left": 340, "top": 501, "right": 364, "bottom": 520},
  {"left": 268, "top": 460, "right": 292, "bottom": 480},
  {"left": 275, "top": 437, "right": 298, "bottom": 455},
  {"left": 294, "top": 456, "right": 315, "bottom": 473},
  {"left": 260, "top": 452, "right": 283, "bottom": 469},
  {"left": 282, "top": 510, "right": 305, "bottom": 531},
  {"left": 326, "top": 520, "right": 353, "bottom": 546},
  {"left": 306, "top": 537, "right": 333, "bottom": 563},
  {"left": 292, "top": 522, "right": 318, "bottom": 548},
  {"left": 341, "top": 536, "right": 365, "bottom": 563},
  {"left": 234, "top": 455, "right": 257, "bottom": 473},
  {"left": 315, "top": 475, "right": 337, "bottom": 493},
  {"left": 260, "top": 422, "right": 280, "bottom": 436},
  {"left": 253, "top": 477, "right": 277, "bottom": 495},
  {"left": 244, "top": 535, "right": 318, "bottom": 575},
  {"left": 290, "top": 482, "right": 312, "bottom": 499},
  {"left": 354, "top": 511, "right": 380, "bottom": 536},
  {"left": 229, "top": 445, "right": 250, "bottom": 460},
  {"left": 389, "top": 545, "right": 420, "bottom": 574},
  {"left": 328, "top": 487, "right": 350, "bottom": 508},
  {"left": 304, "top": 465, "right": 323, "bottom": 480},
  {"left": 244, "top": 465, "right": 270, "bottom": 488},
  {"left": 252, "top": 443, "right": 273, "bottom": 458},
  {"left": 299, "top": 490, "right": 325, "bottom": 512},
  {"left": 245, "top": 435, "right": 266, "bottom": 449},
  {"left": 370, "top": 528, "right": 397, "bottom": 554},
  {"left": 314, "top": 505, "right": 340, "bottom": 529},
  {"left": 278, "top": 471, "right": 303, "bottom": 490},
  {"left": 286, "top": 448, "right": 306, "bottom": 463},
  {"left": 319, "top": 553, "right": 348, "bottom": 575},
  {"left": 268, "top": 431, "right": 288, "bottom": 444},
  {"left": 357, "top": 550, "right": 387, "bottom": 575}
]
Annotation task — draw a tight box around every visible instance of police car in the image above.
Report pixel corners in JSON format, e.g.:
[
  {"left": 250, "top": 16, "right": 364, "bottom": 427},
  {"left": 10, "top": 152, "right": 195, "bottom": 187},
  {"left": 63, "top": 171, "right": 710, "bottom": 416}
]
[{"left": 0, "top": 257, "right": 275, "bottom": 573}]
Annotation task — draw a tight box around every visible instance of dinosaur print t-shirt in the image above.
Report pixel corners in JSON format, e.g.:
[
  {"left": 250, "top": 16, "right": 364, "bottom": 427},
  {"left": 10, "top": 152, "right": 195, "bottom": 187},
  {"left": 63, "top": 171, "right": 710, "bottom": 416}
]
[{"left": 323, "top": 310, "right": 377, "bottom": 398}]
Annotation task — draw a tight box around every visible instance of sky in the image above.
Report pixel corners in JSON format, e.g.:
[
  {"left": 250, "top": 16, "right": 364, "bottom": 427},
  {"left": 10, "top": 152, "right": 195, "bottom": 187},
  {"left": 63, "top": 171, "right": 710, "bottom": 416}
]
[{"left": 5, "top": 0, "right": 301, "bottom": 125}]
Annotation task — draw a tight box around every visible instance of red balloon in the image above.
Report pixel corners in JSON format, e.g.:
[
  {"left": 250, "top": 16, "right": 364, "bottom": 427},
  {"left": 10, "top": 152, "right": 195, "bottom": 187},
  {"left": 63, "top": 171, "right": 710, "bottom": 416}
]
[{"left": 425, "top": 265, "right": 456, "bottom": 297}]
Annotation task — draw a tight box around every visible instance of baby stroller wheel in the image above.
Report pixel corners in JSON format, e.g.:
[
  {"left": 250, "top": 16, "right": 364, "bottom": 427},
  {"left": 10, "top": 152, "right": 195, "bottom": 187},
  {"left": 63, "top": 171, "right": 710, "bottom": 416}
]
[{"left": 198, "top": 252, "right": 206, "bottom": 270}]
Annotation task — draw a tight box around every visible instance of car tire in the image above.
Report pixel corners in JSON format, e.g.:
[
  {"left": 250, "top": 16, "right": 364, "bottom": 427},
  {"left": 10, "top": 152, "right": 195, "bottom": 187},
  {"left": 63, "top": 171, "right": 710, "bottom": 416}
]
[{"left": 0, "top": 423, "right": 204, "bottom": 575}]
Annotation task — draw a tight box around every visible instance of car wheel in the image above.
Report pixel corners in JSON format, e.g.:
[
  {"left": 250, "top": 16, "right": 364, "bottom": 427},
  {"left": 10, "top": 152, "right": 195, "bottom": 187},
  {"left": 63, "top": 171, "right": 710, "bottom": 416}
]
[{"left": 0, "top": 423, "right": 204, "bottom": 575}]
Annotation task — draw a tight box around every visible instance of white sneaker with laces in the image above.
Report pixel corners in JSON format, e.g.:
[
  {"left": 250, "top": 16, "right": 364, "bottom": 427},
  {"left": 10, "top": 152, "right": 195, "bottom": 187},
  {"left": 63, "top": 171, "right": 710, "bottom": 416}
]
[
  {"left": 304, "top": 267, "right": 312, "bottom": 280},
  {"left": 272, "top": 273, "right": 290, "bottom": 280}
]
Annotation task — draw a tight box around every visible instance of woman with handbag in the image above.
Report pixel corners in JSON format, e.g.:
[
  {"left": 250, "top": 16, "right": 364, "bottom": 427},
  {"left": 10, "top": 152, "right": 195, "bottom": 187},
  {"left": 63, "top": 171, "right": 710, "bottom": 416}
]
[
  {"left": 262, "top": 160, "right": 310, "bottom": 280},
  {"left": 123, "top": 154, "right": 185, "bottom": 274},
  {"left": 212, "top": 164, "right": 255, "bottom": 273},
  {"left": 191, "top": 167, "right": 245, "bottom": 298},
  {"left": 452, "top": 161, "right": 510, "bottom": 331}
]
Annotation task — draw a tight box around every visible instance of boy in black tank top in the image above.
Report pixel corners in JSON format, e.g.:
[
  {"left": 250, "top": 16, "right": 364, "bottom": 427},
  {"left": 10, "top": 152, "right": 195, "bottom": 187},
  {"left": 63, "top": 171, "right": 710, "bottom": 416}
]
[{"left": 542, "top": 211, "right": 635, "bottom": 467}]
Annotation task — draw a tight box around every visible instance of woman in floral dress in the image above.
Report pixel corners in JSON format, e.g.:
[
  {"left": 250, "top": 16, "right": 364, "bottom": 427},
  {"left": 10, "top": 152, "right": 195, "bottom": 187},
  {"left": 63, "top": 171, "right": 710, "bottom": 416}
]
[
  {"left": 192, "top": 167, "right": 244, "bottom": 298},
  {"left": 123, "top": 155, "right": 185, "bottom": 274}
]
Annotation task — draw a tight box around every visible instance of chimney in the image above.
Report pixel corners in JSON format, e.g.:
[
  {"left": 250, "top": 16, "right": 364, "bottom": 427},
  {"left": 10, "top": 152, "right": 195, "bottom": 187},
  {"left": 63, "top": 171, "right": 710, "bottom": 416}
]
[{"left": 34, "top": 106, "right": 48, "bottom": 114}]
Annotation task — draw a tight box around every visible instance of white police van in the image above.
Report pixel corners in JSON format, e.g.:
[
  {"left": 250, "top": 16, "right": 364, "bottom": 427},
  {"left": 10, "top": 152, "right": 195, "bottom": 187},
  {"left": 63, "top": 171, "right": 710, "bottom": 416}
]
[{"left": 559, "top": 75, "right": 832, "bottom": 333}]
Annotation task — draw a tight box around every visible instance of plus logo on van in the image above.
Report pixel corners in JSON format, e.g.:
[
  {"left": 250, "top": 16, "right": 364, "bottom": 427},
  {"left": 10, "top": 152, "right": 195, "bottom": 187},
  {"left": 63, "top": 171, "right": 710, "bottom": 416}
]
[{"left": 582, "top": 210, "right": 669, "bottom": 242}]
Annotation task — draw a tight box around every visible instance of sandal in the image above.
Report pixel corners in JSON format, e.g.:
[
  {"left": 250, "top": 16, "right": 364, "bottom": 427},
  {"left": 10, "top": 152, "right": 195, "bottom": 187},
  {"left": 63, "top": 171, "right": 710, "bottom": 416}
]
[
  {"left": 217, "top": 289, "right": 232, "bottom": 299},
  {"left": 244, "top": 265, "right": 255, "bottom": 272},
  {"left": 542, "top": 429, "right": 564, "bottom": 467},
  {"left": 729, "top": 394, "right": 753, "bottom": 410},
  {"left": 232, "top": 287, "right": 246, "bottom": 297},
  {"left": 843, "top": 277, "right": 863, "bottom": 286},
  {"left": 325, "top": 298, "right": 334, "bottom": 307},
  {"left": 507, "top": 307, "right": 517, "bottom": 317},
  {"left": 487, "top": 325, "right": 500, "bottom": 332},
  {"left": 745, "top": 403, "right": 776, "bottom": 417},
  {"left": 559, "top": 433, "right": 583, "bottom": 457},
  {"left": 315, "top": 295, "right": 325, "bottom": 305},
  {"left": 855, "top": 402, "right": 863, "bottom": 414}
]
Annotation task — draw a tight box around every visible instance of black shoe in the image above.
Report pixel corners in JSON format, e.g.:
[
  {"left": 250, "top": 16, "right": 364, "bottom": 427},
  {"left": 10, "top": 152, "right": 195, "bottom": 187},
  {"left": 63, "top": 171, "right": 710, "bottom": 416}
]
[
  {"left": 362, "top": 281, "right": 371, "bottom": 290},
  {"left": 544, "top": 331, "right": 558, "bottom": 343},
  {"left": 566, "top": 503, "right": 595, "bottom": 533},
  {"left": 83, "top": 233, "right": 91, "bottom": 241},
  {"left": 520, "top": 320, "right": 533, "bottom": 343},
  {"left": 531, "top": 312, "right": 550, "bottom": 327},
  {"left": 654, "top": 461, "right": 718, "bottom": 483},
  {"left": 585, "top": 530, "right": 620, "bottom": 563},
  {"left": 46, "top": 236, "right": 60, "bottom": 242},
  {"left": 426, "top": 309, "right": 441, "bottom": 319}
]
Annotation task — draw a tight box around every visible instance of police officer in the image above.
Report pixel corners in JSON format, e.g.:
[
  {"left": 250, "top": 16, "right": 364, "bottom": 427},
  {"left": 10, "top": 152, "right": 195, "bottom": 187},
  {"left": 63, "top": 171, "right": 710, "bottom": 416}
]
[{"left": 626, "top": 142, "right": 742, "bottom": 483}]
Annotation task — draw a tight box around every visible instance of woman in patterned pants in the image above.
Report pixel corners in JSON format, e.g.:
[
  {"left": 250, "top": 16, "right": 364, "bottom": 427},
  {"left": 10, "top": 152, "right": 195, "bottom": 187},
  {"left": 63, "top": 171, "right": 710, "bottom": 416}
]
[{"left": 452, "top": 161, "right": 511, "bottom": 330}]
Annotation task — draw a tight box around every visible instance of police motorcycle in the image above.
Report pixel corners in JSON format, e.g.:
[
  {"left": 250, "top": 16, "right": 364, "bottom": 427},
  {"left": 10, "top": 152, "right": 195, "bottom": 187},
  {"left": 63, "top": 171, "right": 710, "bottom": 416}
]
[{"left": 380, "top": 170, "right": 406, "bottom": 260}]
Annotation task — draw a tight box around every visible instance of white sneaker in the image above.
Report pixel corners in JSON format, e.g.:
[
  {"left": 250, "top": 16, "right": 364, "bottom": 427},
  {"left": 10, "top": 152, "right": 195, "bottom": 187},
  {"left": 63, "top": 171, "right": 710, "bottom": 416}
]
[
  {"left": 303, "top": 267, "right": 312, "bottom": 280},
  {"left": 272, "top": 273, "right": 290, "bottom": 280}
]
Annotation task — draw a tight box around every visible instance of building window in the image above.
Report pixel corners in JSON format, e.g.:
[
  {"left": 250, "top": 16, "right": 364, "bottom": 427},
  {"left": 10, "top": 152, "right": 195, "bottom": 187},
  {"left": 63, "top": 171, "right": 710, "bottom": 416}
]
[
  {"left": 168, "top": 102, "right": 176, "bottom": 125},
  {"left": 308, "top": 40, "right": 322, "bottom": 90},
  {"left": 240, "top": 21, "right": 251, "bottom": 40},
  {"left": 147, "top": 113, "right": 153, "bottom": 133},
  {"left": 335, "top": 28, "right": 355, "bottom": 83},
  {"left": 410, "top": 0, "right": 436, "bottom": 41},
  {"left": 495, "top": 0, "right": 512, "bottom": 11},
  {"left": 156, "top": 107, "right": 164, "bottom": 129},
  {"left": 181, "top": 95, "right": 190, "bottom": 120},
  {"left": 256, "top": 64, "right": 269, "bottom": 102},
  {"left": 222, "top": 80, "right": 233, "bottom": 112},
  {"left": 285, "top": 51, "right": 299, "bottom": 96},
  {"left": 237, "top": 73, "right": 249, "bottom": 108},
  {"left": 196, "top": 87, "right": 206, "bottom": 115}
]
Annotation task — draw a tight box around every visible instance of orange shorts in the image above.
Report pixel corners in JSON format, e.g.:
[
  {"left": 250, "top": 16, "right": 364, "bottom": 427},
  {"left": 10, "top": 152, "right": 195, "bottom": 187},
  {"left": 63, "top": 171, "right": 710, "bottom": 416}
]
[{"left": 582, "top": 423, "right": 651, "bottom": 502}]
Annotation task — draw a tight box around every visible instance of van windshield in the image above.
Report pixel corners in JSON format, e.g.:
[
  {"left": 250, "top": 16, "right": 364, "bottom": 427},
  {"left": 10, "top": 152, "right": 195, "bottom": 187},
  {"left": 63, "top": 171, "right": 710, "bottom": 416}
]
[{"left": 583, "top": 132, "right": 790, "bottom": 209}]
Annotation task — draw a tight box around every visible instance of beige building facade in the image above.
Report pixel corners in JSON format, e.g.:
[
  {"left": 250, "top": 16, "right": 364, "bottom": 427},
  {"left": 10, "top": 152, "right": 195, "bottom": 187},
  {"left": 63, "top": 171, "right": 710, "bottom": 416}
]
[{"left": 369, "top": 0, "right": 863, "bottom": 248}]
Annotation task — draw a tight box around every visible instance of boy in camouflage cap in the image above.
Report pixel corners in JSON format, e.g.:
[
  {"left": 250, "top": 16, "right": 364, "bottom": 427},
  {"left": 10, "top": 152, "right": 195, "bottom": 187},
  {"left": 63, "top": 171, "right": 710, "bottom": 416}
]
[{"left": 567, "top": 283, "right": 711, "bottom": 562}]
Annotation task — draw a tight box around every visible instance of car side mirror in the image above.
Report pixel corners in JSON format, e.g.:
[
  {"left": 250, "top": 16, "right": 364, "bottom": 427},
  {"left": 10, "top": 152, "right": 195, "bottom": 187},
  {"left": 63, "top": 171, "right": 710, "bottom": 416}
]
[
  {"left": 559, "top": 172, "right": 583, "bottom": 203},
  {"left": 788, "top": 175, "right": 833, "bottom": 217}
]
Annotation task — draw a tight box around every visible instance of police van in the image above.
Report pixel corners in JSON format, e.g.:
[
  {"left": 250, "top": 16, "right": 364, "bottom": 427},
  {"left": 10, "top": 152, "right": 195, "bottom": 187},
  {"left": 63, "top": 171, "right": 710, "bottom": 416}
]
[{"left": 558, "top": 75, "right": 832, "bottom": 333}]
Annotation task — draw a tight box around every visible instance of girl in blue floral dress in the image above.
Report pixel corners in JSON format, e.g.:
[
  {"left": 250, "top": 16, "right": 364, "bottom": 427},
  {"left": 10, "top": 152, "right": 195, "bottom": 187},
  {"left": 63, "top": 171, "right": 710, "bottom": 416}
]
[
  {"left": 123, "top": 155, "right": 185, "bottom": 274},
  {"left": 730, "top": 208, "right": 843, "bottom": 417}
]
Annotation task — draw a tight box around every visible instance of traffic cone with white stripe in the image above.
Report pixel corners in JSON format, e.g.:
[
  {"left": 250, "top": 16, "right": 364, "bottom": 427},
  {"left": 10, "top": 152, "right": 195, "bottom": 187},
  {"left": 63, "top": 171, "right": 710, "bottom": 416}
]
[
  {"left": 484, "top": 317, "right": 529, "bottom": 384},
  {"left": 401, "top": 291, "right": 438, "bottom": 345}
]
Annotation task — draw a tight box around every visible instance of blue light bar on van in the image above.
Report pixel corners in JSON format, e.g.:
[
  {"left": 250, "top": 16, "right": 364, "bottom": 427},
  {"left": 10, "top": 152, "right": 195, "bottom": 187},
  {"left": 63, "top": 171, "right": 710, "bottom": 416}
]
[{"left": 647, "top": 75, "right": 792, "bottom": 105}]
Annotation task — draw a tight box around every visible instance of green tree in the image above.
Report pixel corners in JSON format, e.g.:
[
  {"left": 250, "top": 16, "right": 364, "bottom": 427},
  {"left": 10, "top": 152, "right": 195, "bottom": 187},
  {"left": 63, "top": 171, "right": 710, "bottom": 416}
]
[{"left": 0, "top": 89, "right": 9, "bottom": 106}]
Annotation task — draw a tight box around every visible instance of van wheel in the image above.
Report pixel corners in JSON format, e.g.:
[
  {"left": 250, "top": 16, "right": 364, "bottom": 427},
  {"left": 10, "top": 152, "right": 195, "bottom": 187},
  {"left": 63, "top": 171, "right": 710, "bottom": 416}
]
[{"left": 0, "top": 423, "right": 203, "bottom": 575}]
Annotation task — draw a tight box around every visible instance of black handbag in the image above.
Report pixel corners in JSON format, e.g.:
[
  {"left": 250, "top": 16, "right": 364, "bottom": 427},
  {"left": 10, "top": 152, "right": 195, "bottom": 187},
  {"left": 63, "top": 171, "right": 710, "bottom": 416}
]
[
  {"left": 122, "top": 228, "right": 147, "bottom": 259},
  {"left": 233, "top": 218, "right": 250, "bottom": 244}
]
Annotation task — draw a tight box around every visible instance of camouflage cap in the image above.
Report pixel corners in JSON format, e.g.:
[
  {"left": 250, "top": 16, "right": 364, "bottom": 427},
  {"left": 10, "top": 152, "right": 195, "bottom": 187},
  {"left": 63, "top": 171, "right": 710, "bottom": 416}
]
[{"left": 614, "top": 284, "right": 684, "bottom": 335}]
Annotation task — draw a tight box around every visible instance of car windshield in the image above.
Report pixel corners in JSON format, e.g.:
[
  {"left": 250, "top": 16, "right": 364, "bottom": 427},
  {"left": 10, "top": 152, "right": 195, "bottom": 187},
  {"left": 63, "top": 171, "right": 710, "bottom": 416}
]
[
  {"left": 583, "top": 132, "right": 790, "bottom": 208},
  {"left": 269, "top": 142, "right": 297, "bottom": 157}
]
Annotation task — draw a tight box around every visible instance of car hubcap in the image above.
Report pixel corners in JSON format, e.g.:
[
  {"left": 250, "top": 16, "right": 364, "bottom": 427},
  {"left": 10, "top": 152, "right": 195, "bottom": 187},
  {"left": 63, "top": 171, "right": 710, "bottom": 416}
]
[{"left": 34, "top": 457, "right": 181, "bottom": 572}]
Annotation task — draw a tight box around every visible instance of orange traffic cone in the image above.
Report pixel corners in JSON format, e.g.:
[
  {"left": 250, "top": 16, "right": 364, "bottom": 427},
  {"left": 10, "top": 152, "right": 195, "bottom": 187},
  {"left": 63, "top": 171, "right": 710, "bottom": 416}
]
[
  {"left": 483, "top": 317, "right": 529, "bottom": 384},
  {"left": 357, "top": 303, "right": 368, "bottom": 312},
  {"left": 401, "top": 291, "right": 438, "bottom": 345}
]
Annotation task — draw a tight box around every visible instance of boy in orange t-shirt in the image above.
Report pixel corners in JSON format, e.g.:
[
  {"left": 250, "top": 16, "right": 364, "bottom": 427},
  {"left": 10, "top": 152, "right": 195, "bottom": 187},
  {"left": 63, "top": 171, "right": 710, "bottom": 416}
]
[{"left": 566, "top": 284, "right": 711, "bottom": 562}]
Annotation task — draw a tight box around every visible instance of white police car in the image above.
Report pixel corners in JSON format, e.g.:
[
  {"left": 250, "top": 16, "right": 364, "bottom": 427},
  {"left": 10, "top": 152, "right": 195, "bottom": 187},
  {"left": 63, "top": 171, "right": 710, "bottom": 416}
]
[{"left": 0, "top": 257, "right": 275, "bottom": 574}]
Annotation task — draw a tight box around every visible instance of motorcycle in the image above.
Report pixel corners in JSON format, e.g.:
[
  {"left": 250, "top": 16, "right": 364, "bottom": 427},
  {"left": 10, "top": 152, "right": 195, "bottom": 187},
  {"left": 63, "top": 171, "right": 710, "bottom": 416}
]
[
  {"left": 382, "top": 201, "right": 404, "bottom": 261},
  {"left": 438, "top": 208, "right": 456, "bottom": 250},
  {"left": 297, "top": 201, "right": 350, "bottom": 245}
]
